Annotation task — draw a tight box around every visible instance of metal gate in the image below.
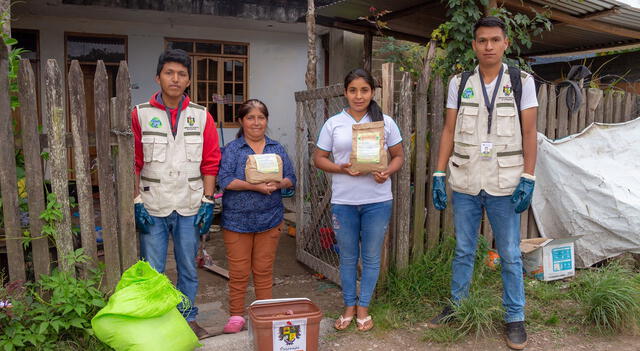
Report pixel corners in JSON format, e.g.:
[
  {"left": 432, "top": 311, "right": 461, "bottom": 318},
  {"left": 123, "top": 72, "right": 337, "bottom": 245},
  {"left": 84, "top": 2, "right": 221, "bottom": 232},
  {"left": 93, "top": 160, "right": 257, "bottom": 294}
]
[{"left": 294, "top": 84, "right": 346, "bottom": 286}]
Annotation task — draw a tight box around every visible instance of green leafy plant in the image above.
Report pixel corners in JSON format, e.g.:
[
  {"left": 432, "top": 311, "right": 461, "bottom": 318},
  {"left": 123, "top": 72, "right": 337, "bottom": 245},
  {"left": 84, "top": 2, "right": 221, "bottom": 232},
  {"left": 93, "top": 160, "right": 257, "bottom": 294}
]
[
  {"left": 376, "top": 37, "right": 430, "bottom": 80},
  {"left": 431, "top": 0, "right": 552, "bottom": 78},
  {"left": 0, "top": 249, "right": 110, "bottom": 351},
  {"left": 570, "top": 264, "right": 640, "bottom": 333},
  {"left": 1, "top": 10, "right": 27, "bottom": 110}
]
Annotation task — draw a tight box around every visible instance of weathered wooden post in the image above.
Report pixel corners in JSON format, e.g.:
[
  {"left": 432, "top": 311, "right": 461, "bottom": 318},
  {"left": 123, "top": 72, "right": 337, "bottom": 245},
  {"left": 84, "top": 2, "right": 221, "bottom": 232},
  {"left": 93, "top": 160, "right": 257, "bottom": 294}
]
[
  {"left": 45, "top": 59, "right": 74, "bottom": 273},
  {"left": 94, "top": 61, "right": 121, "bottom": 290},
  {"left": 114, "top": 61, "right": 137, "bottom": 271},
  {"left": 18, "top": 59, "right": 50, "bottom": 279},
  {"left": 68, "top": 60, "right": 97, "bottom": 270},
  {"left": 395, "top": 72, "right": 413, "bottom": 269},
  {"left": 415, "top": 42, "right": 437, "bottom": 255},
  {"left": 0, "top": 19, "right": 26, "bottom": 281}
]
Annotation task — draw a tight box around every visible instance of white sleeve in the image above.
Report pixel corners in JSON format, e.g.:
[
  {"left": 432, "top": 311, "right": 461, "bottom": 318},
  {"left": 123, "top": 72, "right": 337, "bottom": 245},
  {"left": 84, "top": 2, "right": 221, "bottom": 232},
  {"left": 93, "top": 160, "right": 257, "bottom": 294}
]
[
  {"left": 519, "top": 75, "right": 538, "bottom": 111},
  {"left": 316, "top": 119, "right": 333, "bottom": 152},
  {"left": 446, "top": 76, "right": 460, "bottom": 110},
  {"left": 385, "top": 116, "right": 403, "bottom": 147}
]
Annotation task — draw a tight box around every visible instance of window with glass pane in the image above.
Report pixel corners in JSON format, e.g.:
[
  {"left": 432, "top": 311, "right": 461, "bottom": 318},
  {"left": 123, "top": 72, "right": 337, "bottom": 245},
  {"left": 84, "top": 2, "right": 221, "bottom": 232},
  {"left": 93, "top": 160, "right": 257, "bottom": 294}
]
[
  {"left": 166, "top": 39, "right": 248, "bottom": 127},
  {"left": 67, "top": 35, "right": 126, "bottom": 63},
  {"left": 12, "top": 29, "right": 38, "bottom": 61}
]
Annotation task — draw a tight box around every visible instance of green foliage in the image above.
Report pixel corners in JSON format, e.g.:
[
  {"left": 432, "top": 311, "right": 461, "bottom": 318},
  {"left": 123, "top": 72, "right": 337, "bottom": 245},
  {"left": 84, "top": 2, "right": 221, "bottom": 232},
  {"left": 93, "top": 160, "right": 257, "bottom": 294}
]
[
  {"left": 376, "top": 37, "right": 429, "bottom": 80},
  {"left": 374, "top": 235, "right": 501, "bottom": 336},
  {"left": 570, "top": 264, "right": 640, "bottom": 333},
  {"left": 0, "top": 250, "right": 110, "bottom": 351},
  {"left": 1, "top": 10, "right": 26, "bottom": 110},
  {"left": 430, "top": 0, "right": 552, "bottom": 78}
]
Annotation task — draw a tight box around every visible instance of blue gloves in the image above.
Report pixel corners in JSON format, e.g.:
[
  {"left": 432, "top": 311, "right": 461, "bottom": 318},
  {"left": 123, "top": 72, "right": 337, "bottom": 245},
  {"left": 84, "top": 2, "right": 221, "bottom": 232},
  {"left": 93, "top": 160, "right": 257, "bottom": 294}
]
[
  {"left": 432, "top": 173, "right": 447, "bottom": 211},
  {"left": 511, "top": 175, "right": 535, "bottom": 213},
  {"left": 194, "top": 201, "right": 215, "bottom": 235},
  {"left": 281, "top": 187, "right": 295, "bottom": 198},
  {"left": 135, "top": 202, "right": 154, "bottom": 233}
]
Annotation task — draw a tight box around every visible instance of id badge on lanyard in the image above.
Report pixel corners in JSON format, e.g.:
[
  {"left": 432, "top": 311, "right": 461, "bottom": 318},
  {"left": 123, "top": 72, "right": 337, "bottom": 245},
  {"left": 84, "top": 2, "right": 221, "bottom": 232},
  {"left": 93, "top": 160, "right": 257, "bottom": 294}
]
[{"left": 480, "top": 141, "right": 493, "bottom": 161}]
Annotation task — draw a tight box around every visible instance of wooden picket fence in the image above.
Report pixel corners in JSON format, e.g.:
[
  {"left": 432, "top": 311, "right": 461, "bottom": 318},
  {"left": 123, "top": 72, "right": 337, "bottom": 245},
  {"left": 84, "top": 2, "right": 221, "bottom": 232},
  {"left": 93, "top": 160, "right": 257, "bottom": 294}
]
[
  {"left": 0, "top": 56, "right": 136, "bottom": 291},
  {"left": 295, "top": 52, "right": 640, "bottom": 283}
]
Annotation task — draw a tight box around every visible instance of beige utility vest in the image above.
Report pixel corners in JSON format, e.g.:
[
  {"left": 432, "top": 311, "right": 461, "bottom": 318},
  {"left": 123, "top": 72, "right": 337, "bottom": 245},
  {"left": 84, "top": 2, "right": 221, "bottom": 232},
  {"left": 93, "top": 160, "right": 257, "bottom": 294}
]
[
  {"left": 137, "top": 102, "right": 207, "bottom": 217},
  {"left": 449, "top": 64, "right": 525, "bottom": 196}
]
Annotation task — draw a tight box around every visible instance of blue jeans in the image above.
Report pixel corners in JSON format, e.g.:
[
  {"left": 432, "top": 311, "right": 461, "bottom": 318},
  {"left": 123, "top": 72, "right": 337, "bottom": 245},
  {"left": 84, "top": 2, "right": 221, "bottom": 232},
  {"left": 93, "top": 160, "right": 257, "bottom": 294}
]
[
  {"left": 451, "top": 191, "right": 525, "bottom": 323},
  {"left": 331, "top": 200, "right": 393, "bottom": 307},
  {"left": 139, "top": 211, "right": 200, "bottom": 322}
]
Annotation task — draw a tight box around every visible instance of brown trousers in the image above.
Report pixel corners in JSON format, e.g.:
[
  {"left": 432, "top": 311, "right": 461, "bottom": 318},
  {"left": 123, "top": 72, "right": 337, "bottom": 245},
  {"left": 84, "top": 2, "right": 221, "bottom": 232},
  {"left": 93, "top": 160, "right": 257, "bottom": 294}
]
[{"left": 223, "top": 222, "right": 282, "bottom": 316}]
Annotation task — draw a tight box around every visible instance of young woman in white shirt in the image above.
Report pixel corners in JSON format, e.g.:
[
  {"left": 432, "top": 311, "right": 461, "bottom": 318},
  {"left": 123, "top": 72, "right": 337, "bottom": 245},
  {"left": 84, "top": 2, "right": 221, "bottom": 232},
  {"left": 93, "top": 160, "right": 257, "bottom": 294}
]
[{"left": 313, "top": 68, "right": 404, "bottom": 332}]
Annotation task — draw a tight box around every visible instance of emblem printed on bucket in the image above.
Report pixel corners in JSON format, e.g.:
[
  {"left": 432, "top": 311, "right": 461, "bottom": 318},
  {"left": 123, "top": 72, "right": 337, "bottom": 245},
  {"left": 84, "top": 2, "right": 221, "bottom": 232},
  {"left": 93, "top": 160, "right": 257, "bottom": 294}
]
[{"left": 273, "top": 318, "right": 307, "bottom": 351}]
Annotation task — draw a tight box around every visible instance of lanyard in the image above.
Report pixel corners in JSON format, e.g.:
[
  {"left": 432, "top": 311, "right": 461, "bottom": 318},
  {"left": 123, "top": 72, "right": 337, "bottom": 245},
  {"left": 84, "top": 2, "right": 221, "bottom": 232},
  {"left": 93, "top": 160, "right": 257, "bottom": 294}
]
[{"left": 480, "top": 68, "right": 503, "bottom": 134}]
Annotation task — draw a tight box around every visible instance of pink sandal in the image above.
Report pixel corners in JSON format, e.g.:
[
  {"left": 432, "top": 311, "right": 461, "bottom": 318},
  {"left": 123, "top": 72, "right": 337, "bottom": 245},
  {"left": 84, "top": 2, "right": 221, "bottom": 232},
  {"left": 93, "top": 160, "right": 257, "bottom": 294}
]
[{"left": 223, "top": 315, "right": 245, "bottom": 334}]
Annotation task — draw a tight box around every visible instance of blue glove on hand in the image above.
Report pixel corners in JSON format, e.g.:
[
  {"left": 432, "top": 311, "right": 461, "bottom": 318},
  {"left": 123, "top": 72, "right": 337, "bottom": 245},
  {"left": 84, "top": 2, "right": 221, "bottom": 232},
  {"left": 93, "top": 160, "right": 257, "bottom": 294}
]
[
  {"left": 432, "top": 173, "right": 447, "bottom": 211},
  {"left": 511, "top": 175, "right": 535, "bottom": 214},
  {"left": 194, "top": 201, "right": 215, "bottom": 235},
  {"left": 134, "top": 203, "right": 154, "bottom": 233}
]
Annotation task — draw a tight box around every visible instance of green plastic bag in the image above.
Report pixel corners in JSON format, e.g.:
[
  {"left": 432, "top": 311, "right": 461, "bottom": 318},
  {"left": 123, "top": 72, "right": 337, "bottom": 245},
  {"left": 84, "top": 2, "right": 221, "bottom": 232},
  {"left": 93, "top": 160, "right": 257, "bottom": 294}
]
[{"left": 91, "top": 261, "right": 201, "bottom": 351}]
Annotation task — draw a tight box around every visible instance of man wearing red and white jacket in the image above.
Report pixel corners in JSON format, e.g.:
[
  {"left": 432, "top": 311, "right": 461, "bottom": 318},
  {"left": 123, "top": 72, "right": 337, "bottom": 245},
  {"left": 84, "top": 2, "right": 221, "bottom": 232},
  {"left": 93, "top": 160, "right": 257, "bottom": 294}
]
[{"left": 132, "top": 49, "right": 220, "bottom": 339}]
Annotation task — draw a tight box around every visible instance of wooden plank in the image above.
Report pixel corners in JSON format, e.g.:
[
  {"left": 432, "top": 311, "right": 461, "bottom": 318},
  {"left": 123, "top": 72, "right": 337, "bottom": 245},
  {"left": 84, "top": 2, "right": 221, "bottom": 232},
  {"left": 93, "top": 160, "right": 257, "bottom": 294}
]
[
  {"left": 380, "top": 63, "right": 395, "bottom": 274},
  {"left": 520, "top": 211, "right": 528, "bottom": 239},
  {"left": 68, "top": 60, "right": 97, "bottom": 271},
  {"left": 568, "top": 92, "right": 580, "bottom": 135},
  {"left": 482, "top": 211, "right": 493, "bottom": 246},
  {"left": 546, "top": 85, "right": 557, "bottom": 138},
  {"left": 0, "top": 39, "right": 26, "bottom": 281},
  {"left": 114, "top": 61, "right": 137, "bottom": 271},
  {"left": 586, "top": 88, "right": 601, "bottom": 127},
  {"left": 18, "top": 59, "right": 49, "bottom": 280},
  {"left": 603, "top": 90, "right": 613, "bottom": 123},
  {"left": 556, "top": 86, "right": 569, "bottom": 138},
  {"left": 536, "top": 84, "right": 547, "bottom": 132},
  {"left": 412, "top": 42, "right": 436, "bottom": 258},
  {"left": 623, "top": 92, "right": 634, "bottom": 122},
  {"left": 45, "top": 59, "right": 74, "bottom": 274},
  {"left": 395, "top": 72, "right": 413, "bottom": 269},
  {"left": 363, "top": 31, "right": 373, "bottom": 72},
  {"left": 614, "top": 92, "right": 624, "bottom": 123},
  {"left": 527, "top": 210, "right": 539, "bottom": 238},
  {"left": 427, "top": 75, "right": 445, "bottom": 246},
  {"left": 595, "top": 90, "right": 605, "bottom": 123},
  {"left": 295, "top": 101, "right": 306, "bottom": 262},
  {"left": 94, "top": 61, "right": 120, "bottom": 290}
]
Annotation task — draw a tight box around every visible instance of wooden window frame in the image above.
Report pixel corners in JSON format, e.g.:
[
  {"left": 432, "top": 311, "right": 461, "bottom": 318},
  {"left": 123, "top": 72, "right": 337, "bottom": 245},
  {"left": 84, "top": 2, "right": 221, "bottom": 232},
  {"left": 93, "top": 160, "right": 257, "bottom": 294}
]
[
  {"left": 64, "top": 32, "right": 129, "bottom": 67},
  {"left": 164, "top": 37, "right": 250, "bottom": 128}
]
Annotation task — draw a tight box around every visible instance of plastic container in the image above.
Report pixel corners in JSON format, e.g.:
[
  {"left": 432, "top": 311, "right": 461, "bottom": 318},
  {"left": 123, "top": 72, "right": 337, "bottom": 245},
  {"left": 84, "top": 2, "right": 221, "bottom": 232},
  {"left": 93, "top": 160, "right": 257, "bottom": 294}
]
[{"left": 248, "top": 298, "right": 322, "bottom": 351}]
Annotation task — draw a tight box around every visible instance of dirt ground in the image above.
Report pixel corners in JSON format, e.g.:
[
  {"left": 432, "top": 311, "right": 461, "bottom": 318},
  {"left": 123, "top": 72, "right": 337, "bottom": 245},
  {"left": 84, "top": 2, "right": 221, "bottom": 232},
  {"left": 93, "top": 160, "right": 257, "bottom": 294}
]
[{"left": 162, "top": 223, "right": 640, "bottom": 350}]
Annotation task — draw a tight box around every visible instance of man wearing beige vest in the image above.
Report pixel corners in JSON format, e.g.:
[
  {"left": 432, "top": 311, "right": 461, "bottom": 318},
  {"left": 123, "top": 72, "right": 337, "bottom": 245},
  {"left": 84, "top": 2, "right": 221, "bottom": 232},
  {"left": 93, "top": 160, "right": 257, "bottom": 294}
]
[
  {"left": 132, "top": 49, "right": 221, "bottom": 339},
  {"left": 428, "top": 17, "right": 538, "bottom": 350}
]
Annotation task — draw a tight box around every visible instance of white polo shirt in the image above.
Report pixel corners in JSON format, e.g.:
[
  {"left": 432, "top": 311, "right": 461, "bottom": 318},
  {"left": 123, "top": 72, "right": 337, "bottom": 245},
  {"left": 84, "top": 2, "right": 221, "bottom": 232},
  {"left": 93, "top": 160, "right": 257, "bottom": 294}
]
[{"left": 316, "top": 109, "right": 403, "bottom": 205}]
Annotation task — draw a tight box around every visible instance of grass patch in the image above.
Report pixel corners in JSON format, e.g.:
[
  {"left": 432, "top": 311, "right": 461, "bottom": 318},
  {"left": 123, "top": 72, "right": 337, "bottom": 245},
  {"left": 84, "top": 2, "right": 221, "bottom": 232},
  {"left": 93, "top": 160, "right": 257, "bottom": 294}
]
[{"left": 570, "top": 264, "right": 640, "bottom": 333}]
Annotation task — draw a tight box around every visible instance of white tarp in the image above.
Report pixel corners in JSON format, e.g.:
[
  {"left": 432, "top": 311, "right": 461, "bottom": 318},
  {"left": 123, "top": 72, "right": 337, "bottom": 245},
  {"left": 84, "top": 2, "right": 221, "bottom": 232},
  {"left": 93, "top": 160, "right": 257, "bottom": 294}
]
[{"left": 532, "top": 117, "right": 640, "bottom": 267}]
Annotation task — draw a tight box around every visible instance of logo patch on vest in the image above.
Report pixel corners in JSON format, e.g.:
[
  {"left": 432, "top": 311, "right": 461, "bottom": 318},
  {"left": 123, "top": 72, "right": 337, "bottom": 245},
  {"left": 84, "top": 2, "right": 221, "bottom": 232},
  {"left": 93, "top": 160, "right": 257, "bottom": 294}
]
[
  {"left": 503, "top": 84, "right": 512, "bottom": 96},
  {"left": 187, "top": 116, "right": 195, "bottom": 126},
  {"left": 462, "top": 87, "right": 474, "bottom": 99},
  {"left": 149, "top": 117, "right": 162, "bottom": 128}
]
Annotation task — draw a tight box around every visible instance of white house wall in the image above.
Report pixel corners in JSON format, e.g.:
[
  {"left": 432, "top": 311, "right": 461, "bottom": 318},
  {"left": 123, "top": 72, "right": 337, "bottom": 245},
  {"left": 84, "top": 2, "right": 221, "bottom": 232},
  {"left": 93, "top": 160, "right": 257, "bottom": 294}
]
[{"left": 13, "top": 13, "right": 324, "bottom": 157}]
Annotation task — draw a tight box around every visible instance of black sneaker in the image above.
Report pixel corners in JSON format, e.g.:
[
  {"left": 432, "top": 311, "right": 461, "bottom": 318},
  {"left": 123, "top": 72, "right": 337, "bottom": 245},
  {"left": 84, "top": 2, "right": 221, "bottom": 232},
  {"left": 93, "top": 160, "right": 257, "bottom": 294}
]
[
  {"left": 505, "top": 321, "right": 527, "bottom": 350},
  {"left": 426, "top": 305, "right": 455, "bottom": 328}
]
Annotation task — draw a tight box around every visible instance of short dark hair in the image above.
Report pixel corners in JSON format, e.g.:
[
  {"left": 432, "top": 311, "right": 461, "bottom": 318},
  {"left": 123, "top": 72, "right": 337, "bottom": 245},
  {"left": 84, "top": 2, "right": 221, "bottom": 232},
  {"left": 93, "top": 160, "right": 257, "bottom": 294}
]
[
  {"left": 156, "top": 49, "right": 191, "bottom": 76},
  {"left": 473, "top": 16, "right": 506, "bottom": 39}
]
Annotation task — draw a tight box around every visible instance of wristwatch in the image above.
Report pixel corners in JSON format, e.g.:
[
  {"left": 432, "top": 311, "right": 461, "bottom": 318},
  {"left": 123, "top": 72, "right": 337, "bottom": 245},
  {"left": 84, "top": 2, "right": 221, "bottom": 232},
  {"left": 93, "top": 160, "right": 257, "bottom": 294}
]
[{"left": 204, "top": 194, "right": 215, "bottom": 201}]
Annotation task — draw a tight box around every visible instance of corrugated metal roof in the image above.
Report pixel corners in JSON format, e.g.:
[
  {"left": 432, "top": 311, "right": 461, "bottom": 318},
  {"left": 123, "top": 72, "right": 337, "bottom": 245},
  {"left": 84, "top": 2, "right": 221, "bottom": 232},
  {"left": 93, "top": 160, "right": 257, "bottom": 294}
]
[{"left": 530, "top": 0, "right": 640, "bottom": 30}]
